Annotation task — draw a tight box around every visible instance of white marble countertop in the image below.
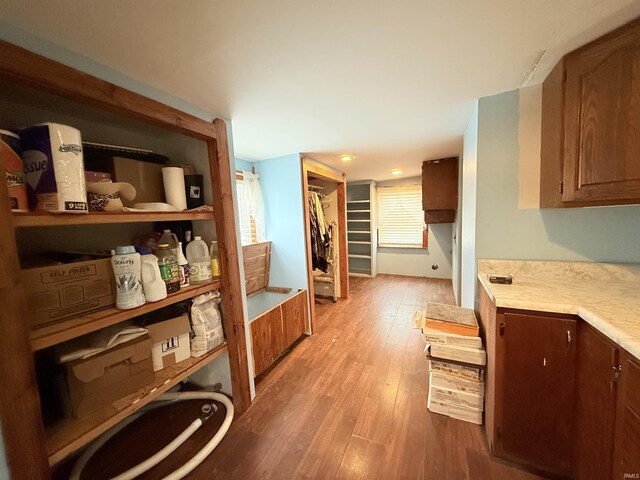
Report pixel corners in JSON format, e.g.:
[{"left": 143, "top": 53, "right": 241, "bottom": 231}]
[{"left": 477, "top": 259, "right": 640, "bottom": 359}]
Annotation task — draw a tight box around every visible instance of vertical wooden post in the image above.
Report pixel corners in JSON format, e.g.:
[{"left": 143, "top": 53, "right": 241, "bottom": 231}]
[
  {"left": 300, "top": 159, "right": 316, "bottom": 333},
  {"left": 337, "top": 177, "right": 349, "bottom": 299},
  {"left": 0, "top": 164, "right": 50, "bottom": 478},
  {"left": 209, "top": 119, "right": 252, "bottom": 414}
]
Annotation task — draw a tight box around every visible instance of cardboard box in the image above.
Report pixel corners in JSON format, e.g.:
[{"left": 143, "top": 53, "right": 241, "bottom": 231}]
[
  {"left": 84, "top": 156, "right": 165, "bottom": 205},
  {"left": 21, "top": 254, "right": 116, "bottom": 327},
  {"left": 146, "top": 313, "right": 191, "bottom": 372},
  {"left": 429, "top": 371, "right": 485, "bottom": 397},
  {"left": 427, "top": 394, "right": 483, "bottom": 425},
  {"left": 428, "top": 383, "right": 484, "bottom": 410},
  {"left": 66, "top": 335, "right": 154, "bottom": 418},
  {"left": 428, "top": 359, "right": 485, "bottom": 382}
]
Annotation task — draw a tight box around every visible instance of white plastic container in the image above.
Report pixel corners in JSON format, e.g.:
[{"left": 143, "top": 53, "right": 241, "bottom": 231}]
[
  {"left": 177, "top": 241, "right": 190, "bottom": 288},
  {"left": 111, "top": 246, "right": 145, "bottom": 309},
  {"left": 140, "top": 251, "right": 168, "bottom": 302},
  {"left": 186, "top": 236, "right": 212, "bottom": 284}
]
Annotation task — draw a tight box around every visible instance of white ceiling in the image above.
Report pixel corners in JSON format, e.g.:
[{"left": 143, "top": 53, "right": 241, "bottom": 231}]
[{"left": 1, "top": 1, "right": 640, "bottom": 180}]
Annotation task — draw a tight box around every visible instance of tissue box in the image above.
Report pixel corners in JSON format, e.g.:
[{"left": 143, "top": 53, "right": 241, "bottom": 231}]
[
  {"left": 21, "top": 123, "right": 87, "bottom": 213},
  {"left": 146, "top": 313, "right": 191, "bottom": 372},
  {"left": 21, "top": 253, "right": 116, "bottom": 327},
  {"left": 66, "top": 335, "right": 154, "bottom": 418}
]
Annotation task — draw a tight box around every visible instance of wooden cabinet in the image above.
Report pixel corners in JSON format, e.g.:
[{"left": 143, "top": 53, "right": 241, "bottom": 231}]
[
  {"left": 613, "top": 350, "right": 640, "bottom": 478},
  {"left": 0, "top": 40, "right": 251, "bottom": 478},
  {"left": 421, "top": 156, "right": 458, "bottom": 223},
  {"left": 540, "top": 18, "right": 640, "bottom": 207},
  {"left": 573, "top": 322, "right": 619, "bottom": 480},
  {"left": 250, "top": 290, "right": 308, "bottom": 376},
  {"left": 493, "top": 310, "right": 577, "bottom": 475}
]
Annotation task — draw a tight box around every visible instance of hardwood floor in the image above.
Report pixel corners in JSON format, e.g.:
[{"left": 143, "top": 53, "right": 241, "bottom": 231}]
[
  {"left": 198, "top": 275, "right": 543, "bottom": 479},
  {"left": 71, "top": 275, "right": 545, "bottom": 479}
]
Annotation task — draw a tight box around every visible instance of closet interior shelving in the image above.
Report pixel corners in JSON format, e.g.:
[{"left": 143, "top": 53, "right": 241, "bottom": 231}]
[
  {"left": 346, "top": 181, "right": 377, "bottom": 277},
  {"left": 0, "top": 40, "right": 250, "bottom": 478}
]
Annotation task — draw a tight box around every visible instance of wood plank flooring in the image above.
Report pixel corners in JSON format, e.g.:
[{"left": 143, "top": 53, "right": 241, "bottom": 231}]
[{"left": 196, "top": 275, "right": 544, "bottom": 480}]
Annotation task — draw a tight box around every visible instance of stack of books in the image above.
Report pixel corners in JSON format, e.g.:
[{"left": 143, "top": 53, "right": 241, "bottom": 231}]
[{"left": 413, "top": 303, "right": 486, "bottom": 425}]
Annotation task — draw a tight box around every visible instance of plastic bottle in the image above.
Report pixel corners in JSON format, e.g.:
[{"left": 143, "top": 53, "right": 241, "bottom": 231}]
[
  {"left": 139, "top": 247, "right": 168, "bottom": 302},
  {"left": 111, "top": 246, "right": 145, "bottom": 309},
  {"left": 210, "top": 240, "right": 220, "bottom": 277},
  {"left": 157, "top": 243, "right": 180, "bottom": 294},
  {"left": 186, "top": 236, "right": 212, "bottom": 284},
  {"left": 159, "top": 229, "right": 179, "bottom": 255},
  {"left": 177, "top": 241, "right": 190, "bottom": 288}
]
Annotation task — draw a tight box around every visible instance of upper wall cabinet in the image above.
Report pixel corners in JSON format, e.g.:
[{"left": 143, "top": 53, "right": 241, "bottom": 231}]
[
  {"left": 422, "top": 156, "right": 458, "bottom": 223},
  {"left": 540, "top": 18, "right": 640, "bottom": 208}
]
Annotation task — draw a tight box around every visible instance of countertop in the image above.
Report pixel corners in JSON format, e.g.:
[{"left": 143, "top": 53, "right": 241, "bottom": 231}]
[{"left": 477, "top": 259, "right": 640, "bottom": 359}]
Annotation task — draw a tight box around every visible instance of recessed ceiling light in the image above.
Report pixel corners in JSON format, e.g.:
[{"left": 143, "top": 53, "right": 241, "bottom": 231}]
[
  {"left": 390, "top": 169, "right": 402, "bottom": 175},
  {"left": 340, "top": 154, "right": 355, "bottom": 162}
]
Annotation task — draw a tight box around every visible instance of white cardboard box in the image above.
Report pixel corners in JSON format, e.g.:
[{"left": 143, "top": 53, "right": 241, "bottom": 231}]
[
  {"left": 428, "top": 359, "right": 485, "bottom": 382},
  {"left": 146, "top": 313, "right": 191, "bottom": 372},
  {"left": 428, "top": 383, "right": 484, "bottom": 410},
  {"left": 429, "top": 371, "right": 485, "bottom": 397},
  {"left": 427, "top": 394, "right": 483, "bottom": 425}
]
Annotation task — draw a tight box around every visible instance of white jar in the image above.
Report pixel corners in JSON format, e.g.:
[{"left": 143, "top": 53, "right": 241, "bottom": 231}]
[
  {"left": 111, "top": 245, "right": 145, "bottom": 309},
  {"left": 186, "top": 236, "right": 212, "bottom": 284},
  {"left": 140, "top": 251, "right": 168, "bottom": 302}
]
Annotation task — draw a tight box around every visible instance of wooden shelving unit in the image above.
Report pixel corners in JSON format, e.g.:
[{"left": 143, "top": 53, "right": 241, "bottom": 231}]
[
  {"left": 46, "top": 342, "right": 228, "bottom": 466},
  {"left": 0, "top": 39, "right": 251, "bottom": 478},
  {"left": 12, "top": 209, "right": 215, "bottom": 228},
  {"left": 30, "top": 280, "right": 221, "bottom": 351}
]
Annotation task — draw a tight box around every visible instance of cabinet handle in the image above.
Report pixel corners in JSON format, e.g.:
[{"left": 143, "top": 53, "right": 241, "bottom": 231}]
[{"left": 566, "top": 330, "right": 572, "bottom": 351}]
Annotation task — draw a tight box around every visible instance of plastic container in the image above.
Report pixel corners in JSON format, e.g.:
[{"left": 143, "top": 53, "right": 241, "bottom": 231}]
[
  {"left": 140, "top": 248, "right": 168, "bottom": 302},
  {"left": 157, "top": 243, "right": 180, "bottom": 294},
  {"left": 210, "top": 241, "right": 220, "bottom": 278},
  {"left": 111, "top": 246, "right": 145, "bottom": 309},
  {"left": 159, "top": 229, "right": 179, "bottom": 253},
  {"left": 177, "top": 241, "right": 190, "bottom": 288},
  {"left": 0, "top": 129, "right": 28, "bottom": 212},
  {"left": 186, "top": 236, "right": 212, "bottom": 284}
]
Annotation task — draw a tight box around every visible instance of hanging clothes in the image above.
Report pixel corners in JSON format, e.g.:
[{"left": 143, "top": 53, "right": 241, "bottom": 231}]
[{"left": 308, "top": 191, "right": 332, "bottom": 272}]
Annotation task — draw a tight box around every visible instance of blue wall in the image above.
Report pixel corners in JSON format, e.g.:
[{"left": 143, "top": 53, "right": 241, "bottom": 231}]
[
  {"left": 235, "top": 158, "right": 255, "bottom": 172},
  {"left": 254, "top": 154, "right": 308, "bottom": 291}
]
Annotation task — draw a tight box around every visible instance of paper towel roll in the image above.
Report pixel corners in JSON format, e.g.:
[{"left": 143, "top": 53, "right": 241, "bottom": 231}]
[{"left": 162, "top": 167, "right": 187, "bottom": 211}]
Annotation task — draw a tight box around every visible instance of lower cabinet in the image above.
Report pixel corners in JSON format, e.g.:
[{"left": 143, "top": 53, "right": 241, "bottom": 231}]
[
  {"left": 250, "top": 290, "right": 308, "bottom": 376},
  {"left": 613, "top": 351, "right": 640, "bottom": 478},
  {"left": 480, "top": 285, "right": 640, "bottom": 479},
  {"left": 493, "top": 309, "right": 577, "bottom": 476}
]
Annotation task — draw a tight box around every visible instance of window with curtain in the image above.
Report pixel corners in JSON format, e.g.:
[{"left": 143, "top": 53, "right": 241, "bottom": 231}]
[
  {"left": 377, "top": 184, "right": 426, "bottom": 248},
  {"left": 235, "top": 170, "right": 266, "bottom": 246}
]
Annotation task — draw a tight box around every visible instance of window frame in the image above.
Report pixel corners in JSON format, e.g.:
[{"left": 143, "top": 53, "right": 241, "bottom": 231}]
[{"left": 376, "top": 183, "right": 428, "bottom": 249}]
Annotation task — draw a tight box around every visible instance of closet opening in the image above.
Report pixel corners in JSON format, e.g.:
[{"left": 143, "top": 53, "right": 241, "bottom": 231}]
[{"left": 302, "top": 157, "right": 349, "bottom": 333}]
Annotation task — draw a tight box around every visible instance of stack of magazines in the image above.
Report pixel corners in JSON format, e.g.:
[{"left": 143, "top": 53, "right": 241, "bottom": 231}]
[{"left": 413, "top": 303, "right": 486, "bottom": 425}]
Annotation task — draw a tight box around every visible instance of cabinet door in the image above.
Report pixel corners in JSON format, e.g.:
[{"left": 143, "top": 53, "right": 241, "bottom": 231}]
[
  {"left": 281, "top": 290, "right": 308, "bottom": 349},
  {"left": 563, "top": 20, "right": 640, "bottom": 203},
  {"left": 574, "top": 322, "right": 619, "bottom": 480},
  {"left": 613, "top": 351, "right": 640, "bottom": 478},
  {"left": 250, "top": 306, "right": 283, "bottom": 376},
  {"left": 422, "top": 157, "right": 458, "bottom": 211},
  {"left": 496, "top": 312, "right": 577, "bottom": 475}
]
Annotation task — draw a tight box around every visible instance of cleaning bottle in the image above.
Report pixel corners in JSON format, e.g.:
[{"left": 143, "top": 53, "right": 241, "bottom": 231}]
[
  {"left": 111, "top": 246, "right": 145, "bottom": 309},
  {"left": 157, "top": 243, "right": 180, "bottom": 294},
  {"left": 177, "top": 241, "right": 190, "bottom": 288},
  {"left": 186, "top": 236, "right": 212, "bottom": 284},
  {"left": 210, "top": 240, "right": 221, "bottom": 277},
  {"left": 159, "top": 229, "right": 180, "bottom": 256},
  {"left": 139, "top": 247, "right": 168, "bottom": 302}
]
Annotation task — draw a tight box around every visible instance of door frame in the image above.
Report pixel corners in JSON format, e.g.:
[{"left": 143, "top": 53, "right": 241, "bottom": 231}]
[{"left": 301, "top": 156, "right": 349, "bottom": 333}]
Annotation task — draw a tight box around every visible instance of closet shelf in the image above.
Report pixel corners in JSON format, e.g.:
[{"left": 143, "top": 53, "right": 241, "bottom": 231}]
[
  {"left": 12, "top": 209, "right": 214, "bottom": 228},
  {"left": 347, "top": 230, "right": 371, "bottom": 234},
  {"left": 347, "top": 209, "right": 370, "bottom": 213},
  {"left": 30, "top": 279, "right": 222, "bottom": 351},
  {"left": 348, "top": 240, "right": 371, "bottom": 244},
  {"left": 346, "top": 200, "right": 370, "bottom": 204},
  {"left": 45, "top": 341, "right": 227, "bottom": 466},
  {"left": 347, "top": 219, "right": 370, "bottom": 223},
  {"left": 348, "top": 254, "right": 372, "bottom": 259}
]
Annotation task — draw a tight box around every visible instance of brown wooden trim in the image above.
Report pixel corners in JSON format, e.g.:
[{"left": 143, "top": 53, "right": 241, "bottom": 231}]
[
  {"left": 301, "top": 159, "right": 317, "bottom": 333},
  {"left": 0, "top": 39, "right": 216, "bottom": 140},
  {"left": 303, "top": 156, "right": 345, "bottom": 182},
  {"left": 210, "top": 119, "right": 252, "bottom": 414},
  {"left": 0, "top": 163, "right": 50, "bottom": 478},
  {"left": 265, "top": 287, "right": 293, "bottom": 294},
  {"left": 336, "top": 181, "right": 349, "bottom": 299}
]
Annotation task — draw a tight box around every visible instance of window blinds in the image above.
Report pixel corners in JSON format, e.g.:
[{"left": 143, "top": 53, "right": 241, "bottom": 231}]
[
  {"left": 236, "top": 178, "right": 257, "bottom": 246},
  {"left": 377, "top": 184, "right": 425, "bottom": 248}
]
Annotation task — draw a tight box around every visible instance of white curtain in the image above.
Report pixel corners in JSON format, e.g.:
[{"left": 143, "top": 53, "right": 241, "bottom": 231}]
[{"left": 242, "top": 171, "right": 267, "bottom": 243}]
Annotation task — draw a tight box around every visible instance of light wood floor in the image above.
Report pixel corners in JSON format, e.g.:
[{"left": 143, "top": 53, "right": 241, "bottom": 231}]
[{"left": 197, "top": 275, "right": 544, "bottom": 479}]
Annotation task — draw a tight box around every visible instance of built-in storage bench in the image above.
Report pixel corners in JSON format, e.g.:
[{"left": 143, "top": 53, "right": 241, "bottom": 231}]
[{"left": 243, "top": 242, "right": 309, "bottom": 376}]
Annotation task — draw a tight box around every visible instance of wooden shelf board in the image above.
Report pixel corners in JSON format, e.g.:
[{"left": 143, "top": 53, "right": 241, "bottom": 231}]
[
  {"left": 46, "top": 342, "right": 228, "bottom": 466},
  {"left": 348, "top": 272, "right": 373, "bottom": 277},
  {"left": 346, "top": 200, "right": 370, "bottom": 204},
  {"left": 31, "top": 280, "right": 222, "bottom": 351},
  {"left": 12, "top": 209, "right": 214, "bottom": 228},
  {"left": 347, "top": 219, "right": 370, "bottom": 223},
  {"left": 348, "top": 241, "right": 371, "bottom": 244},
  {"left": 347, "top": 230, "right": 371, "bottom": 234},
  {"left": 347, "top": 210, "right": 370, "bottom": 213},
  {"left": 348, "top": 254, "right": 372, "bottom": 259}
]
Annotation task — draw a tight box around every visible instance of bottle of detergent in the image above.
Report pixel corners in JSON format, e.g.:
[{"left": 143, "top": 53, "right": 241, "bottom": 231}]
[
  {"left": 111, "top": 246, "right": 145, "bottom": 309},
  {"left": 210, "top": 240, "right": 221, "bottom": 278},
  {"left": 186, "top": 236, "right": 212, "bottom": 284},
  {"left": 139, "top": 246, "right": 168, "bottom": 302},
  {"left": 177, "top": 241, "right": 190, "bottom": 288},
  {"left": 157, "top": 243, "right": 180, "bottom": 294}
]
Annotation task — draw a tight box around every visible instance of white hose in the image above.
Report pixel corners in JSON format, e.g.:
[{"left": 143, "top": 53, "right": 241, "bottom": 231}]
[{"left": 70, "top": 391, "right": 234, "bottom": 480}]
